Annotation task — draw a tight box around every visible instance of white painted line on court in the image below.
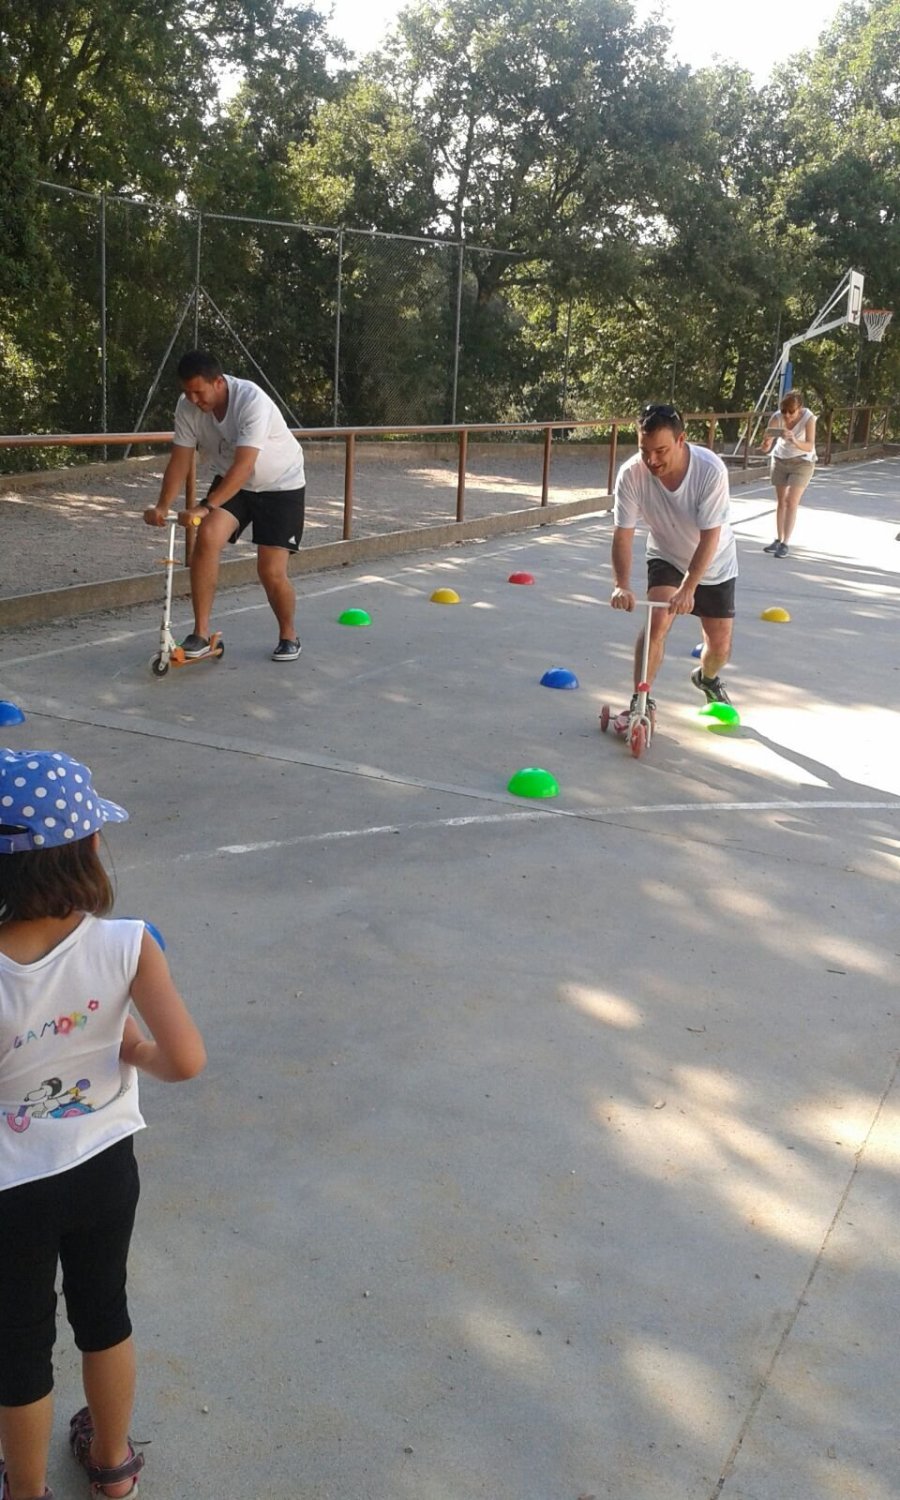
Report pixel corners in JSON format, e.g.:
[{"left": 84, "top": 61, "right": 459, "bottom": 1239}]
[
  {"left": 119, "top": 812, "right": 541, "bottom": 872},
  {"left": 21, "top": 694, "right": 900, "bottom": 831},
  {"left": 0, "top": 533, "right": 545, "bottom": 667}
]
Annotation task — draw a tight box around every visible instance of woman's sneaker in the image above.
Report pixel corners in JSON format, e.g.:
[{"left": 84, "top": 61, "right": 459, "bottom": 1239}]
[
  {"left": 774, "top": 541, "right": 789, "bottom": 557},
  {"left": 272, "top": 637, "right": 302, "bottom": 662},
  {"left": 629, "top": 691, "right": 657, "bottom": 715},
  {"left": 763, "top": 538, "right": 780, "bottom": 553},
  {"left": 179, "top": 632, "right": 212, "bottom": 658},
  {"left": 690, "top": 668, "right": 732, "bottom": 705}
]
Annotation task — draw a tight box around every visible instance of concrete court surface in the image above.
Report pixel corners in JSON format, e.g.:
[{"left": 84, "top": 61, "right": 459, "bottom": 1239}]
[{"left": 1, "top": 457, "right": 899, "bottom": 1500}]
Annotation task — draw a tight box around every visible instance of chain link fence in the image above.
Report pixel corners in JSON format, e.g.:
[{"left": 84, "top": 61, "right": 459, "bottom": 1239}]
[
  {"left": 2, "top": 184, "right": 559, "bottom": 453},
  {"left": 4, "top": 183, "right": 895, "bottom": 470}
]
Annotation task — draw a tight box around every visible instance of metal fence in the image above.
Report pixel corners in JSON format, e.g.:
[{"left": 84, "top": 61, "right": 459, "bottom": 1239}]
[
  {"left": 11, "top": 182, "right": 538, "bottom": 442},
  {"left": 5, "top": 183, "right": 896, "bottom": 466}
]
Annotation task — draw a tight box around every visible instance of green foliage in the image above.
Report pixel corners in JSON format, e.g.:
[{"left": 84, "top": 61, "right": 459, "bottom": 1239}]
[{"left": 0, "top": 0, "right": 897, "bottom": 446}]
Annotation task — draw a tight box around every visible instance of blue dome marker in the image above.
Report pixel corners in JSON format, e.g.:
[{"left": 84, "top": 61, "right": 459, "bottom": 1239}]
[
  {"left": 0, "top": 701, "right": 25, "bottom": 726},
  {"left": 540, "top": 667, "right": 579, "bottom": 690}
]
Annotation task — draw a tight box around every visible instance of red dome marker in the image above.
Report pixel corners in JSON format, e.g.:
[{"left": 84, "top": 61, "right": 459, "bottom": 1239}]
[{"left": 508, "top": 571, "right": 535, "bottom": 585}]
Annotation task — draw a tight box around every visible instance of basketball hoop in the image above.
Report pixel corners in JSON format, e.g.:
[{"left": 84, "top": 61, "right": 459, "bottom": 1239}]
[{"left": 861, "top": 308, "right": 893, "bottom": 342}]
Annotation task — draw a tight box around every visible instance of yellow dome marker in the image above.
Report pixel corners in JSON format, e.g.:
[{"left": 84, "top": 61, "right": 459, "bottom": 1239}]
[
  {"left": 430, "top": 587, "right": 460, "bottom": 604},
  {"left": 761, "top": 606, "right": 791, "bottom": 623}
]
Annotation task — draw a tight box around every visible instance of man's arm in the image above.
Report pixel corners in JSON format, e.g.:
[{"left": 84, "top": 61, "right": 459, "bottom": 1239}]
[
  {"left": 143, "top": 445, "right": 195, "bottom": 526},
  {"left": 668, "top": 527, "right": 720, "bottom": 614},
  {"left": 611, "top": 526, "right": 637, "bottom": 610},
  {"left": 174, "top": 445, "right": 261, "bottom": 527},
  {"left": 195, "top": 445, "right": 260, "bottom": 509}
]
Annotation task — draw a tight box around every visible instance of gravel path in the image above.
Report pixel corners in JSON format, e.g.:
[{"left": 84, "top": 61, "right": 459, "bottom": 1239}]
[{"left": 0, "top": 443, "right": 621, "bottom": 599}]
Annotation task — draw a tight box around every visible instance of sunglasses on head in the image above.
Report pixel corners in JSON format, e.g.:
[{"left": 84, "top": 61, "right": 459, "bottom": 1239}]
[{"left": 640, "top": 403, "right": 683, "bottom": 424}]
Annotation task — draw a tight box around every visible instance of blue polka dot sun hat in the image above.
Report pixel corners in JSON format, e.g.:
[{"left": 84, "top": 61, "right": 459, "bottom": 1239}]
[{"left": 0, "top": 749, "right": 129, "bottom": 854}]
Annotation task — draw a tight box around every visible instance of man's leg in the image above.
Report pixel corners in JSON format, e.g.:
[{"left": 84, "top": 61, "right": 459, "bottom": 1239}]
[
  {"left": 189, "top": 509, "right": 239, "bottom": 639},
  {"left": 633, "top": 587, "right": 677, "bottom": 691},
  {"left": 698, "top": 616, "right": 733, "bottom": 680},
  {"left": 256, "top": 546, "right": 297, "bottom": 640}
]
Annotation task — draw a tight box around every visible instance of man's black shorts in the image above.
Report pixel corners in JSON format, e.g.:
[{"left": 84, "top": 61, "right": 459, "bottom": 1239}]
[
  {"left": 647, "top": 558, "right": 736, "bottom": 619},
  {"left": 207, "top": 478, "right": 305, "bottom": 553}
]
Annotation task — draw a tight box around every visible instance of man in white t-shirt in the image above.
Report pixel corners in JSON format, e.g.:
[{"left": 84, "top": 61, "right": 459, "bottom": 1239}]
[
  {"left": 611, "top": 403, "right": 738, "bottom": 711},
  {"left": 143, "top": 351, "right": 306, "bottom": 662}
]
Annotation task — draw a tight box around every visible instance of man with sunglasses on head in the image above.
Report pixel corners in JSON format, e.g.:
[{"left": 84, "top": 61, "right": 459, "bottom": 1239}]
[{"left": 610, "top": 403, "right": 737, "bottom": 715}]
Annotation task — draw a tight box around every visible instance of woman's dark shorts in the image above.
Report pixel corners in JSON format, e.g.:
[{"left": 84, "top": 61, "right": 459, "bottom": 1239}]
[
  {"left": 0, "top": 1137, "right": 140, "bottom": 1405},
  {"left": 208, "top": 478, "right": 305, "bottom": 553},
  {"left": 647, "top": 558, "right": 737, "bottom": 619}
]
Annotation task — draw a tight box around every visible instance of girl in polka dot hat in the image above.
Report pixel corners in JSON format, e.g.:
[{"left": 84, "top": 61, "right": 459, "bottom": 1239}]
[
  {"left": 0, "top": 749, "right": 206, "bottom": 1500},
  {"left": 0, "top": 749, "right": 129, "bottom": 853}
]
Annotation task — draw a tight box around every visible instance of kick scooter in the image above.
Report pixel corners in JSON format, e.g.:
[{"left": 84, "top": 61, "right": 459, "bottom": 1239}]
[
  {"left": 150, "top": 514, "right": 224, "bottom": 677},
  {"left": 599, "top": 598, "right": 672, "bottom": 759}
]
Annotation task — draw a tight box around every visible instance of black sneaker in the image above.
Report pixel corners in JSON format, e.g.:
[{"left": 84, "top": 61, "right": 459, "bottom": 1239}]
[
  {"left": 691, "top": 667, "right": 731, "bottom": 705},
  {"left": 630, "top": 691, "right": 657, "bottom": 715},
  {"left": 272, "top": 637, "right": 302, "bottom": 662},
  {"left": 180, "top": 632, "right": 212, "bottom": 658},
  {"left": 774, "top": 541, "right": 789, "bottom": 558},
  {"left": 763, "top": 538, "right": 780, "bottom": 554}
]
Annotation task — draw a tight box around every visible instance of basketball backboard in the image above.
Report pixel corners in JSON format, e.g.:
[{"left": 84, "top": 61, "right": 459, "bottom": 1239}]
[{"left": 847, "top": 269, "right": 864, "bottom": 325}]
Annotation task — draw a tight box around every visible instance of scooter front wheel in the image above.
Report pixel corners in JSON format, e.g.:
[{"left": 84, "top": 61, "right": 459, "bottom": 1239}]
[
  {"left": 629, "top": 720, "right": 647, "bottom": 759},
  {"left": 150, "top": 653, "right": 169, "bottom": 677}
]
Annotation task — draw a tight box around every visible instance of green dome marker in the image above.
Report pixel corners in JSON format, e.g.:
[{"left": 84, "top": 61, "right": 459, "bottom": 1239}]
[
  {"left": 507, "top": 767, "right": 559, "bottom": 799},
  {"left": 699, "top": 702, "right": 740, "bottom": 727},
  {"left": 338, "top": 608, "right": 371, "bottom": 627}
]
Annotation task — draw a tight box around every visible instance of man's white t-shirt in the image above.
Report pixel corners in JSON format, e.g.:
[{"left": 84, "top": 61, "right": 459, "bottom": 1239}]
[
  {"left": 173, "top": 375, "right": 305, "bottom": 491},
  {"left": 614, "top": 444, "right": 737, "bottom": 584}
]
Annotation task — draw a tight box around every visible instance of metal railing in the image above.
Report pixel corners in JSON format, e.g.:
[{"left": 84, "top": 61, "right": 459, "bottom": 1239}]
[{"left": 1, "top": 405, "right": 896, "bottom": 566}]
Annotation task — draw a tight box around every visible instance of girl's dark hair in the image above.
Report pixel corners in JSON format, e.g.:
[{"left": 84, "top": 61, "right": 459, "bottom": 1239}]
[{"left": 0, "top": 835, "right": 113, "bottom": 923}]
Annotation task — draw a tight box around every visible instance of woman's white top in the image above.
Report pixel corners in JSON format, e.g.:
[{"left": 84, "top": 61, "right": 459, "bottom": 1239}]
[{"left": 770, "top": 407, "right": 817, "bottom": 462}]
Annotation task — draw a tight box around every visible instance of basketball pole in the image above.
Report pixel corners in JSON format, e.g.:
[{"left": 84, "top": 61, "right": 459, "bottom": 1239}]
[{"left": 738, "top": 268, "right": 864, "bottom": 451}]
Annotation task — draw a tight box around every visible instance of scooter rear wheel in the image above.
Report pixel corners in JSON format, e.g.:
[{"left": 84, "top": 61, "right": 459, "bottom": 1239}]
[{"left": 599, "top": 704, "right": 611, "bottom": 732}]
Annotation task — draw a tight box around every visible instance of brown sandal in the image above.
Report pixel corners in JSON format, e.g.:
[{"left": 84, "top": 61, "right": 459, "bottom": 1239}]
[{"left": 69, "top": 1408, "right": 144, "bottom": 1497}]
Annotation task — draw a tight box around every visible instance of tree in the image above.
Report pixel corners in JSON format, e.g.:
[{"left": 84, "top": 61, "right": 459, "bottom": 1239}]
[{"left": 774, "top": 0, "right": 900, "bottom": 402}]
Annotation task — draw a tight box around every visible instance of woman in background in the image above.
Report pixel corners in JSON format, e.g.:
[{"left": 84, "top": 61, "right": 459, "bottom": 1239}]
[{"left": 760, "top": 390, "right": 818, "bottom": 557}]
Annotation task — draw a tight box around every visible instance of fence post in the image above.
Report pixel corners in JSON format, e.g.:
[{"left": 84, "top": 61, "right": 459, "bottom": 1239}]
[
  {"left": 824, "top": 410, "right": 834, "bottom": 464},
  {"left": 607, "top": 423, "right": 618, "bottom": 495},
  {"left": 541, "top": 426, "right": 552, "bottom": 507},
  {"left": 343, "top": 432, "right": 355, "bottom": 540},
  {"left": 194, "top": 213, "right": 202, "bottom": 346},
  {"left": 450, "top": 242, "right": 464, "bottom": 425},
  {"left": 184, "top": 451, "right": 198, "bottom": 565},
  {"left": 456, "top": 429, "right": 468, "bottom": 522},
  {"left": 561, "top": 298, "right": 572, "bottom": 420},
  {"left": 333, "top": 230, "right": 344, "bottom": 427},
  {"left": 99, "top": 191, "right": 107, "bottom": 461}
]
